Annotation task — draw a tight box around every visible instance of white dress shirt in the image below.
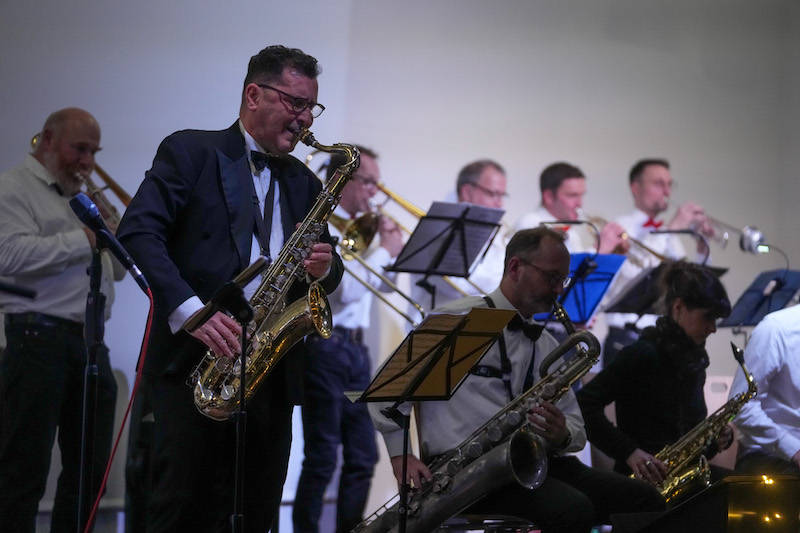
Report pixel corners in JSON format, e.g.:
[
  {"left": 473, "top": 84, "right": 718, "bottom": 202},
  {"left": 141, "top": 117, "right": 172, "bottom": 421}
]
[
  {"left": 371, "top": 287, "right": 586, "bottom": 460},
  {"left": 730, "top": 305, "right": 800, "bottom": 462},
  {"left": 514, "top": 205, "right": 594, "bottom": 253},
  {"left": 0, "top": 155, "right": 123, "bottom": 322}
]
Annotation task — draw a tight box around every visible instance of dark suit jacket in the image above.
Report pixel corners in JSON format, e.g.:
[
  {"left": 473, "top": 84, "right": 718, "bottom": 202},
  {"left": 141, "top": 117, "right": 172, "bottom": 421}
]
[{"left": 117, "top": 122, "right": 343, "bottom": 404}]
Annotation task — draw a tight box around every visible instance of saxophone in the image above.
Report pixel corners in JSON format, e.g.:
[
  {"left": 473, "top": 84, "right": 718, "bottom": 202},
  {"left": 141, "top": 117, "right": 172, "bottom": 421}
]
[
  {"left": 354, "top": 303, "right": 601, "bottom": 533},
  {"left": 643, "top": 342, "right": 758, "bottom": 504},
  {"left": 189, "top": 130, "right": 360, "bottom": 420}
]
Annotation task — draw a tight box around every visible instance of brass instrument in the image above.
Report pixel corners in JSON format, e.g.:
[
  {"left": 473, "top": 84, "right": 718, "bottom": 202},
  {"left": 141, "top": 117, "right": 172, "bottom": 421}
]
[
  {"left": 354, "top": 303, "right": 601, "bottom": 533},
  {"left": 190, "top": 130, "right": 359, "bottom": 420},
  {"left": 31, "top": 132, "right": 131, "bottom": 229},
  {"left": 704, "top": 216, "right": 765, "bottom": 254},
  {"left": 639, "top": 342, "right": 758, "bottom": 504},
  {"left": 581, "top": 210, "right": 670, "bottom": 263},
  {"left": 328, "top": 212, "right": 425, "bottom": 326}
]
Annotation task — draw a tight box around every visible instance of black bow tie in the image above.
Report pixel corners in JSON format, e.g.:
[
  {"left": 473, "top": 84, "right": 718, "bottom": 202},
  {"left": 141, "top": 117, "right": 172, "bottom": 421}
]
[
  {"left": 507, "top": 315, "right": 544, "bottom": 341},
  {"left": 251, "top": 151, "right": 274, "bottom": 172}
]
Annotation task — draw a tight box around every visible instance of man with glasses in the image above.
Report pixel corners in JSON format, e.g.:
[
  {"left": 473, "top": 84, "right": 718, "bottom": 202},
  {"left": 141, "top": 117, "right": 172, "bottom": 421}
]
[
  {"left": 293, "top": 146, "right": 403, "bottom": 533},
  {"left": 602, "top": 158, "right": 714, "bottom": 365},
  {"left": 371, "top": 227, "right": 665, "bottom": 532},
  {"left": 515, "top": 162, "right": 628, "bottom": 254},
  {"left": 411, "top": 159, "right": 509, "bottom": 313},
  {"left": 117, "top": 45, "right": 343, "bottom": 532}
]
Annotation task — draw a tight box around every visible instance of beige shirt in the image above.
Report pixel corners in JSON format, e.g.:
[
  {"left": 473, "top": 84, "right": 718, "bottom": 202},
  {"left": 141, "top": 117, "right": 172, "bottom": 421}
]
[{"left": 0, "top": 155, "right": 123, "bottom": 322}]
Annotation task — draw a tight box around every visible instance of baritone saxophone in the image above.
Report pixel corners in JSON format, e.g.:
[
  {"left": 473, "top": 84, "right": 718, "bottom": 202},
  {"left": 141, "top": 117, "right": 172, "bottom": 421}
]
[
  {"left": 189, "top": 129, "right": 360, "bottom": 420},
  {"left": 353, "top": 302, "right": 601, "bottom": 533}
]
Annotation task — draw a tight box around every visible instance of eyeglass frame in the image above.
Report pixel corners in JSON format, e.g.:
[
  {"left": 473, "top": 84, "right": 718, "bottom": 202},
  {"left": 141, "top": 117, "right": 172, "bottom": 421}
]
[
  {"left": 517, "top": 257, "right": 571, "bottom": 288},
  {"left": 468, "top": 181, "right": 508, "bottom": 200},
  {"left": 256, "top": 83, "right": 326, "bottom": 118}
]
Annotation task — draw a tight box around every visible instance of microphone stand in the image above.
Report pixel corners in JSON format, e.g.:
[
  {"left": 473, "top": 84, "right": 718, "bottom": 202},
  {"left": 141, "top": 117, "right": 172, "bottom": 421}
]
[{"left": 77, "top": 249, "right": 106, "bottom": 533}]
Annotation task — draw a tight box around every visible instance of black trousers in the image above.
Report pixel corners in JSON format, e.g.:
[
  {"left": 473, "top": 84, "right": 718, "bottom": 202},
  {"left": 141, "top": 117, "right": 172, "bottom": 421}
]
[
  {"left": 146, "top": 366, "right": 293, "bottom": 533},
  {"left": 466, "top": 456, "right": 666, "bottom": 533},
  {"left": 0, "top": 319, "right": 117, "bottom": 533}
]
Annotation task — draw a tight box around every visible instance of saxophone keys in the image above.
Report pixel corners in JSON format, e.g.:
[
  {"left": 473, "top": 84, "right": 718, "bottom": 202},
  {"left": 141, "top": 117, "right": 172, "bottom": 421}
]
[{"left": 220, "top": 384, "right": 236, "bottom": 401}]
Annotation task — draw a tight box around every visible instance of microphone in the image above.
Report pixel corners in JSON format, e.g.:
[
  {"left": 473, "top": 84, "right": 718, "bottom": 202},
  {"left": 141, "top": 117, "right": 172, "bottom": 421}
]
[
  {"left": 649, "top": 228, "right": 711, "bottom": 265},
  {"left": 69, "top": 192, "right": 150, "bottom": 293}
]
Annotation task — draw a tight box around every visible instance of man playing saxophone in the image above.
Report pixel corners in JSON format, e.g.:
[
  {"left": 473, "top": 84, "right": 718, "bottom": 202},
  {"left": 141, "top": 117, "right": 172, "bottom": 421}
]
[
  {"left": 117, "top": 45, "right": 343, "bottom": 532},
  {"left": 371, "top": 228, "right": 664, "bottom": 532},
  {"left": 293, "top": 145, "right": 403, "bottom": 533},
  {"left": 0, "top": 108, "right": 125, "bottom": 532}
]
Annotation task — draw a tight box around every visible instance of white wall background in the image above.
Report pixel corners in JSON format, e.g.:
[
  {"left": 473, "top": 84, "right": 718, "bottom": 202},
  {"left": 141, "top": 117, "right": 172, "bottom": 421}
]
[{"left": 1, "top": 0, "right": 797, "bottom": 529}]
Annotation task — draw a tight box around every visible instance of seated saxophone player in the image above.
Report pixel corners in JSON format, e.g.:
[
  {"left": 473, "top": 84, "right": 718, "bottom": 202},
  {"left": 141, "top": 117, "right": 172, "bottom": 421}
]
[
  {"left": 371, "top": 228, "right": 664, "bottom": 533},
  {"left": 577, "top": 262, "right": 735, "bottom": 489},
  {"left": 293, "top": 146, "right": 403, "bottom": 533},
  {"left": 602, "top": 158, "right": 715, "bottom": 365},
  {"left": 729, "top": 304, "right": 800, "bottom": 476},
  {"left": 514, "top": 162, "right": 628, "bottom": 254},
  {"left": 116, "top": 45, "right": 343, "bottom": 533},
  {"left": 409, "top": 159, "right": 508, "bottom": 312},
  {"left": 0, "top": 108, "right": 125, "bottom": 532}
]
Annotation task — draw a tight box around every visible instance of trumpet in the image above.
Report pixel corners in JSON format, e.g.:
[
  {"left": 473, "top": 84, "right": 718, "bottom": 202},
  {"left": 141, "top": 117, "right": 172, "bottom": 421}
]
[
  {"left": 581, "top": 211, "right": 670, "bottom": 263},
  {"left": 329, "top": 212, "right": 425, "bottom": 325},
  {"left": 31, "top": 132, "right": 130, "bottom": 229},
  {"left": 704, "top": 216, "right": 765, "bottom": 254}
]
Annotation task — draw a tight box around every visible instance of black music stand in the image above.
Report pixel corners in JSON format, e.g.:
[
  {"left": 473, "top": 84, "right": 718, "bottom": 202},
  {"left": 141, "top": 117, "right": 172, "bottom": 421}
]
[
  {"left": 388, "top": 201, "right": 503, "bottom": 308},
  {"left": 719, "top": 269, "right": 800, "bottom": 328},
  {"left": 605, "top": 263, "right": 728, "bottom": 318},
  {"left": 356, "top": 307, "right": 516, "bottom": 533},
  {"left": 552, "top": 253, "right": 625, "bottom": 325}
]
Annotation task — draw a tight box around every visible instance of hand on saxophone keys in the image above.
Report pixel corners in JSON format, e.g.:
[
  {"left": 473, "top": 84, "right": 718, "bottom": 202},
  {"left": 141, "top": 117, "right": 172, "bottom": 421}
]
[
  {"left": 526, "top": 400, "right": 569, "bottom": 449},
  {"left": 390, "top": 454, "right": 432, "bottom": 490},
  {"left": 188, "top": 311, "right": 243, "bottom": 358},
  {"left": 627, "top": 448, "right": 668, "bottom": 485}
]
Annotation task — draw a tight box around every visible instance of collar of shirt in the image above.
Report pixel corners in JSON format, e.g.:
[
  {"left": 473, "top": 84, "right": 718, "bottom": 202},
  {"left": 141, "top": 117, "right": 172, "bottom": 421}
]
[
  {"left": 238, "top": 119, "right": 271, "bottom": 176},
  {"left": 24, "top": 153, "right": 59, "bottom": 190}
]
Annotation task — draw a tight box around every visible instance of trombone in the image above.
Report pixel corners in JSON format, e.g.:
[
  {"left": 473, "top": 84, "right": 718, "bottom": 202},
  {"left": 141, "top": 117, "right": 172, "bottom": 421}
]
[
  {"left": 305, "top": 149, "right": 425, "bottom": 325},
  {"left": 329, "top": 212, "right": 425, "bottom": 326},
  {"left": 31, "top": 132, "right": 131, "bottom": 228}
]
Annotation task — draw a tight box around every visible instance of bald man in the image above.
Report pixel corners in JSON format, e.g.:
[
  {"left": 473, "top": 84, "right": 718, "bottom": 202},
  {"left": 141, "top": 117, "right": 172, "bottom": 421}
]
[{"left": 0, "top": 108, "right": 124, "bottom": 532}]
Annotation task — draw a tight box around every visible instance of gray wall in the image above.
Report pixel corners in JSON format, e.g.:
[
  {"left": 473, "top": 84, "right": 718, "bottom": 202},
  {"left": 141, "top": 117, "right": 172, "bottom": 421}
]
[{"left": 1, "top": 0, "right": 797, "bottom": 528}]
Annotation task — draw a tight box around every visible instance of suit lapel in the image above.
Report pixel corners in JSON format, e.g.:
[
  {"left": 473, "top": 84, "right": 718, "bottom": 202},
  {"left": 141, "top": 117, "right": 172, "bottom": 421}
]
[{"left": 217, "top": 124, "right": 254, "bottom": 271}]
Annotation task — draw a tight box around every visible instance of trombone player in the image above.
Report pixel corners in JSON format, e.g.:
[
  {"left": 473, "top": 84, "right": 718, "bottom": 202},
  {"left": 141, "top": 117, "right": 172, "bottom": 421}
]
[
  {"left": 294, "top": 146, "right": 403, "bottom": 533},
  {"left": 0, "top": 108, "right": 125, "bottom": 532}
]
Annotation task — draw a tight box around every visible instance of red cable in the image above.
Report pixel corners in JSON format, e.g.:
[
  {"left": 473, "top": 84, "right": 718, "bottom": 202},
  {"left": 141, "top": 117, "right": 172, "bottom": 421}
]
[{"left": 83, "top": 288, "right": 155, "bottom": 533}]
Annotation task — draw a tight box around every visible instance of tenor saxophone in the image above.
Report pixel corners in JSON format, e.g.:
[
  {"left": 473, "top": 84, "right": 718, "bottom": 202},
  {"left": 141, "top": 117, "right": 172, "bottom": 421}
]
[
  {"left": 189, "top": 130, "right": 360, "bottom": 420},
  {"left": 639, "top": 342, "right": 758, "bottom": 504},
  {"left": 354, "top": 303, "right": 601, "bottom": 533}
]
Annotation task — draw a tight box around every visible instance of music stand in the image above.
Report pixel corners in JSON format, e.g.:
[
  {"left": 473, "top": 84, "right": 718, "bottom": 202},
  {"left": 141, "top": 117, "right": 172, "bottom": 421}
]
[
  {"left": 388, "top": 201, "right": 503, "bottom": 308},
  {"left": 357, "top": 307, "right": 516, "bottom": 533},
  {"left": 719, "top": 269, "right": 800, "bottom": 328},
  {"left": 604, "top": 263, "right": 728, "bottom": 318},
  {"left": 552, "top": 253, "right": 625, "bottom": 324}
]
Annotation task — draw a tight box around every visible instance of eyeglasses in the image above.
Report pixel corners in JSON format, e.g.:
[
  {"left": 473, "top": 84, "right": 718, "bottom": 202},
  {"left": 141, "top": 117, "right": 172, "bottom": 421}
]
[
  {"left": 469, "top": 182, "right": 508, "bottom": 200},
  {"left": 257, "top": 84, "right": 325, "bottom": 118},
  {"left": 518, "top": 258, "right": 571, "bottom": 288}
]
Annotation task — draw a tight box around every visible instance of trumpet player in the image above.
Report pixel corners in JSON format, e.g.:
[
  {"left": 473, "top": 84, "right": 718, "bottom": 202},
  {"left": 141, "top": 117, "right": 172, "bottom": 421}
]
[
  {"left": 293, "top": 146, "right": 402, "bottom": 533},
  {"left": 116, "top": 45, "right": 343, "bottom": 533},
  {"left": 603, "top": 158, "right": 716, "bottom": 364},
  {"left": 0, "top": 108, "right": 125, "bottom": 532},
  {"left": 515, "top": 162, "right": 628, "bottom": 254},
  {"left": 371, "top": 228, "right": 664, "bottom": 533}
]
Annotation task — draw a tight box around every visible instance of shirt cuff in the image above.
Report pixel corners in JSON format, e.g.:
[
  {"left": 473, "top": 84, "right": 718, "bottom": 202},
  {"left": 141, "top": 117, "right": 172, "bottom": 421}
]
[
  {"left": 168, "top": 296, "right": 204, "bottom": 334},
  {"left": 384, "top": 427, "right": 409, "bottom": 458}
]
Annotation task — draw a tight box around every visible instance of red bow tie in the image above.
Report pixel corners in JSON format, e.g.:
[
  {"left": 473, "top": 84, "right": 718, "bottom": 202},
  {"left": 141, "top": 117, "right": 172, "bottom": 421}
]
[
  {"left": 642, "top": 218, "right": 663, "bottom": 229},
  {"left": 553, "top": 225, "right": 571, "bottom": 234}
]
